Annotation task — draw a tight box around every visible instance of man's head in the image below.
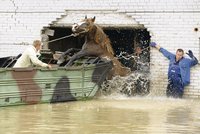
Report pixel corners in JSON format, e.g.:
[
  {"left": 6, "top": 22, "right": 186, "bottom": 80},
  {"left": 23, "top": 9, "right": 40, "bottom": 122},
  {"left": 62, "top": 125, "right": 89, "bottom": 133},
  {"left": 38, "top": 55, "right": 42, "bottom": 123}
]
[
  {"left": 176, "top": 48, "right": 184, "bottom": 61},
  {"left": 33, "top": 40, "right": 42, "bottom": 52}
]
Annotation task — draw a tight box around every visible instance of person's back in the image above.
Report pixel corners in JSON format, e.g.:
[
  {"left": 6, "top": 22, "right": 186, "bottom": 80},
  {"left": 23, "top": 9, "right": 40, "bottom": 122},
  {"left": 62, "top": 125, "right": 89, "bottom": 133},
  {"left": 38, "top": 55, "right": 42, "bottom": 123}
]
[{"left": 13, "top": 40, "right": 51, "bottom": 68}]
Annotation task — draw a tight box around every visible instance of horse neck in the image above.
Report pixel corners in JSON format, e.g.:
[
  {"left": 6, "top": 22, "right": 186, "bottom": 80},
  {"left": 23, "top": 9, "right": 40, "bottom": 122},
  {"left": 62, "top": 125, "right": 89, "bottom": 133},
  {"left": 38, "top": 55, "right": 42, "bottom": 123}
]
[
  {"left": 84, "top": 25, "right": 114, "bottom": 56},
  {"left": 85, "top": 25, "right": 99, "bottom": 42}
]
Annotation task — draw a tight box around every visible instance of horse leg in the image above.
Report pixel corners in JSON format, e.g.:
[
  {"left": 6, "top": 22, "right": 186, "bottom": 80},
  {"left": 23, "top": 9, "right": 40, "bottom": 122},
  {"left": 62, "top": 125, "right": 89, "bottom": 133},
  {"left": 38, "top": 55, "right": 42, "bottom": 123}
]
[
  {"left": 57, "top": 48, "right": 81, "bottom": 65},
  {"left": 65, "top": 50, "right": 88, "bottom": 66},
  {"left": 63, "top": 48, "right": 81, "bottom": 56}
]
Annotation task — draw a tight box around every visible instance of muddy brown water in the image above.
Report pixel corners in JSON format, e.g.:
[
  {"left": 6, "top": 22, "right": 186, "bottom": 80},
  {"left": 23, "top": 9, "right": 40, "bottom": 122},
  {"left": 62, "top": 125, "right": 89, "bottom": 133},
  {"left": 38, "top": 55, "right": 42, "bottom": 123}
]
[{"left": 0, "top": 96, "right": 200, "bottom": 134}]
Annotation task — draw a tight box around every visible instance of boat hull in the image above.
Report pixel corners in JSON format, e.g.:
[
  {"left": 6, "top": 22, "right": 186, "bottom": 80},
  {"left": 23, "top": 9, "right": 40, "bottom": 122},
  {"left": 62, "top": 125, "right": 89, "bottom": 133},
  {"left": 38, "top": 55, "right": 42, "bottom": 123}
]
[{"left": 0, "top": 61, "right": 112, "bottom": 107}]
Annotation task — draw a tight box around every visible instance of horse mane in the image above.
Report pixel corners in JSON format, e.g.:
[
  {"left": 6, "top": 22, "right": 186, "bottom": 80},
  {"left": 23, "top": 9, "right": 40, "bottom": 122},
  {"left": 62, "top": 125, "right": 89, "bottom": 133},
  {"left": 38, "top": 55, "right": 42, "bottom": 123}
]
[{"left": 93, "top": 24, "right": 114, "bottom": 55}]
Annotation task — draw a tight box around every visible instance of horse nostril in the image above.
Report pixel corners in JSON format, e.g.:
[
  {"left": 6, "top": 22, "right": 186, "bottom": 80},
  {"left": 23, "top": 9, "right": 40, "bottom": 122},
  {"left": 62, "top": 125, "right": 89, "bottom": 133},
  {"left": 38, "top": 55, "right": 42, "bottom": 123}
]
[{"left": 73, "top": 23, "right": 79, "bottom": 29}]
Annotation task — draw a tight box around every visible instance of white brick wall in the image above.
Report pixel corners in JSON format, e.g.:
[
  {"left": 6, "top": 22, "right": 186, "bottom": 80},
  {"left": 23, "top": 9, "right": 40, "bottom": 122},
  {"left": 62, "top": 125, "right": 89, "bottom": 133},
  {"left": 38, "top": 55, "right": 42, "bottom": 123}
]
[{"left": 0, "top": 0, "right": 200, "bottom": 98}]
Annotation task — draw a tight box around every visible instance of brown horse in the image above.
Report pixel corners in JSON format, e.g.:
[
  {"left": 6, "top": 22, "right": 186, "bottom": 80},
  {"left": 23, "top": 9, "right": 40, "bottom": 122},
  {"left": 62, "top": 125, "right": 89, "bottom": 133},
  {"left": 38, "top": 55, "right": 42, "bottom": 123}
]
[{"left": 63, "top": 16, "right": 130, "bottom": 77}]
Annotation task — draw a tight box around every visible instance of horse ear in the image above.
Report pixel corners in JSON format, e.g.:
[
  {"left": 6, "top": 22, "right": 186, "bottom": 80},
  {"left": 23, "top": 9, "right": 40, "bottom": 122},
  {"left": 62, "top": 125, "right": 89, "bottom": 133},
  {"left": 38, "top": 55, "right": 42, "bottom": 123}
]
[
  {"left": 92, "top": 16, "right": 96, "bottom": 22},
  {"left": 85, "top": 15, "right": 87, "bottom": 19}
]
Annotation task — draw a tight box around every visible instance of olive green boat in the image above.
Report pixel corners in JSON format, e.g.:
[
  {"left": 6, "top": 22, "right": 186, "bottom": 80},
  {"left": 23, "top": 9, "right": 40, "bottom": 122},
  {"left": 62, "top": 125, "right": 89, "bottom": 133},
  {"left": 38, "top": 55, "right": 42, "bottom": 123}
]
[{"left": 0, "top": 55, "right": 112, "bottom": 107}]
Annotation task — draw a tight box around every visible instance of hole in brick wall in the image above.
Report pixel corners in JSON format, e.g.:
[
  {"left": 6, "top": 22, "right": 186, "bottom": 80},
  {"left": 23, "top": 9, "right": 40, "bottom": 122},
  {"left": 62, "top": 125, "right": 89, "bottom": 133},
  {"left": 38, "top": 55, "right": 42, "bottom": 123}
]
[
  {"left": 46, "top": 27, "right": 84, "bottom": 52},
  {"left": 43, "top": 26, "right": 150, "bottom": 71}
]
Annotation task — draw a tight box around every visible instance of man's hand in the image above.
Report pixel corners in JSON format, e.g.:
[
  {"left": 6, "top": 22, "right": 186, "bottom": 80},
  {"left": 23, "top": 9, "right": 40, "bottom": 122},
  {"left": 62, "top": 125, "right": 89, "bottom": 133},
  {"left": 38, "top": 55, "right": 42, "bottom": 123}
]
[
  {"left": 150, "top": 42, "right": 157, "bottom": 47},
  {"left": 186, "top": 50, "right": 194, "bottom": 58},
  {"left": 47, "top": 64, "right": 52, "bottom": 69},
  {"left": 149, "top": 42, "right": 161, "bottom": 50},
  {"left": 186, "top": 50, "right": 198, "bottom": 65}
]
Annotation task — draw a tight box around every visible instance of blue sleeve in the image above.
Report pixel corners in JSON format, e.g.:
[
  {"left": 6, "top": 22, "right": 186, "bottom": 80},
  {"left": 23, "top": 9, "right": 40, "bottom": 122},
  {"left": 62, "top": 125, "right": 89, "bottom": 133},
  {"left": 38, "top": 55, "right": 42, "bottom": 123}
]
[
  {"left": 159, "top": 48, "right": 175, "bottom": 60},
  {"left": 189, "top": 57, "right": 198, "bottom": 67},
  {"left": 183, "top": 57, "right": 198, "bottom": 68}
]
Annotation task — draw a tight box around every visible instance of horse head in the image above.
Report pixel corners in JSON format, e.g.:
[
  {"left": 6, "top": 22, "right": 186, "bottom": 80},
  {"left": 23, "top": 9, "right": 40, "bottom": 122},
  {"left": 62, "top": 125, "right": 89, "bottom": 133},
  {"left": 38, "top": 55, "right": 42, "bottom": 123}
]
[{"left": 72, "top": 16, "right": 96, "bottom": 34}]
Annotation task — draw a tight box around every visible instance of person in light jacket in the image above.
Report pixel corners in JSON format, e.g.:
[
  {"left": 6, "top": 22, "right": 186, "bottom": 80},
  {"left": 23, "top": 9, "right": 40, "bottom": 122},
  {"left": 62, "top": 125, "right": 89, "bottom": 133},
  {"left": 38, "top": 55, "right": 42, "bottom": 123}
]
[
  {"left": 13, "top": 40, "right": 51, "bottom": 68},
  {"left": 150, "top": 42, "right": 198, "bottom": 98}
]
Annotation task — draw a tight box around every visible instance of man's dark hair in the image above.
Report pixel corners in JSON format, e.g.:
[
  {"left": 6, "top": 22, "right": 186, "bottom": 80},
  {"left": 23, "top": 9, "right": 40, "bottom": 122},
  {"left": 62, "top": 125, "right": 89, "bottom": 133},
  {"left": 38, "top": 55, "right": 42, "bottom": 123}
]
[{"left": 176, "top": 48, "right": 184, "bottom": 54}]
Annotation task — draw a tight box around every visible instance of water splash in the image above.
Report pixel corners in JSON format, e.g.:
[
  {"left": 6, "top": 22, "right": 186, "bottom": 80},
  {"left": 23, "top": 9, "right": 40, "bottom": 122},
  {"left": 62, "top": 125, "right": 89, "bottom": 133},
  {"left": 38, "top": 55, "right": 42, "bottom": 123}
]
[
  {"left": 100, "top": 72, "right": 150, "bottom": 97},
  {"left": 99, "top": 44, "right": 152, "bottom": 97}
]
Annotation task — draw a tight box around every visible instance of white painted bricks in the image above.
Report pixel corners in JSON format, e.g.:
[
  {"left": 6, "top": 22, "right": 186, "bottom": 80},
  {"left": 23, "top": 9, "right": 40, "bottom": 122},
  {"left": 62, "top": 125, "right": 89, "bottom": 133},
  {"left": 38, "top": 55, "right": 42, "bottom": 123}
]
[{"left": 0, "top": 0, "right": 200, "bottom": 98}]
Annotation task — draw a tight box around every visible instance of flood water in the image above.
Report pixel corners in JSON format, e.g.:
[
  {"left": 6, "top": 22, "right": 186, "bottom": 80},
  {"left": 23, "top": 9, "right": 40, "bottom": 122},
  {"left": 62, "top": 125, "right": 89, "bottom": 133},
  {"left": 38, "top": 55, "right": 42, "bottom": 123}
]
[{"left": 0, "top": 96, "right": 200, "bottom": 134}]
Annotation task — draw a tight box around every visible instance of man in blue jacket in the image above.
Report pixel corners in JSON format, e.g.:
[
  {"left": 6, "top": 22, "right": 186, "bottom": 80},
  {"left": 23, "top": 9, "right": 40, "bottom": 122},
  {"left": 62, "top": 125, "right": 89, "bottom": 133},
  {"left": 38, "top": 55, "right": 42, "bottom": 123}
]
[{"left": 150, "top": 42, "right": 198, "bottom": 98}]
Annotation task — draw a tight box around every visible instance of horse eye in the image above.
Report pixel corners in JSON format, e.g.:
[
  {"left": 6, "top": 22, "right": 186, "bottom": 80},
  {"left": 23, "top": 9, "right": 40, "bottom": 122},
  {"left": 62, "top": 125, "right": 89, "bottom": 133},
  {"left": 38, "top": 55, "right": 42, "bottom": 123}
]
[
  {"left": 83, "top": 22, "right": 89, "bottom": 26},
  {"left": 81, "top": 23, "right": 88, "bottom": 27}
]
